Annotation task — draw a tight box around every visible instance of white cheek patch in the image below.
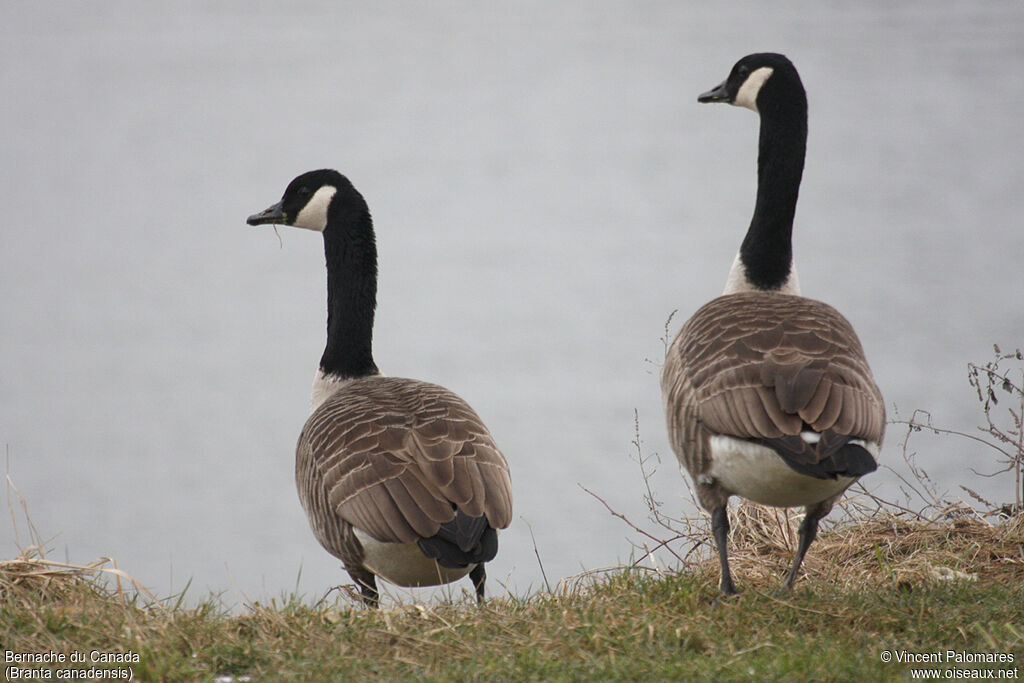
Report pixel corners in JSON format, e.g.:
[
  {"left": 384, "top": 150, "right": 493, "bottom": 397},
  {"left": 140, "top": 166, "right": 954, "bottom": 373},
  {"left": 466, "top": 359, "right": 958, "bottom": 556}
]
[
  {"left": 733, "top": 66, "right": 774, "bottom": 112},
  {"left": 292, "top": 185, "right": 337, "bottom": 232}
]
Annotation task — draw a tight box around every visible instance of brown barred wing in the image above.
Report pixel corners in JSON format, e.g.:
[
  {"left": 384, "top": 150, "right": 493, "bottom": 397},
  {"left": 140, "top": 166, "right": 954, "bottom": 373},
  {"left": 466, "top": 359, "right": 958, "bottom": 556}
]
[
  {"left": 662, "top": 292, "right": 885, "bottom": 483},
  {"left": 296, "top": 376, "right": 513, "bottom": 558}
]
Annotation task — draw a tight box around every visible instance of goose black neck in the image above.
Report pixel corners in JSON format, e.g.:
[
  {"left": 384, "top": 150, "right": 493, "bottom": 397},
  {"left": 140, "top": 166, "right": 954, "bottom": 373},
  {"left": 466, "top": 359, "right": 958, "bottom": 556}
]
[
  {"left": 320, "top": 204, "right": 379, "bottom": 379},
  {"left": 739, "top": 91, "right": 807, "bottom": 290}
]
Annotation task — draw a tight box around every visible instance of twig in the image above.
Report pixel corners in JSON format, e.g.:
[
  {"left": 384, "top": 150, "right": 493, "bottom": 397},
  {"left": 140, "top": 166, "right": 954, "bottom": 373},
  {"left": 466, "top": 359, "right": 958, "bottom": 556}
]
[
  {"left": 522, "top": 518, "right": 552, "bottom": 594},
  {"left": 893, "top": 417, "right": 1015, "bottom": 461},
  {"left": 579, "top": 483, "right": 686, "bottom": 565}
]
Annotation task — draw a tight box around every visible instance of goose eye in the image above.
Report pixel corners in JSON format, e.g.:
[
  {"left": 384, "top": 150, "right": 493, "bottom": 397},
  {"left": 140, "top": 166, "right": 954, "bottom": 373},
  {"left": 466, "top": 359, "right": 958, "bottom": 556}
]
[
  {"left": 737, "top": 65, "right": 750, "bottom": 80},
  {"left": 297, "top": 186, "right": 313, "bottom": 199}
]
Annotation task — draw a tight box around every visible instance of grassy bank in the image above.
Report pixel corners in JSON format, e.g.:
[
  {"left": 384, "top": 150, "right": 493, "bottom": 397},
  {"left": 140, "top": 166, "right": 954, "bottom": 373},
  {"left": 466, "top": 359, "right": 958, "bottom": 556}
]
[
  {"left": 3, "top": 506, "right": 1022, "bottom": 681},
  {"left": 4, "top": 348, "right": 1022, "bottom": 680}
]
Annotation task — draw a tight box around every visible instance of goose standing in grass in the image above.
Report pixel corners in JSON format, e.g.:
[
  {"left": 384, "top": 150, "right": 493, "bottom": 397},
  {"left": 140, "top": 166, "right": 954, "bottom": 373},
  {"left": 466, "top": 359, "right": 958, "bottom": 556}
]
[
  {"left": 661, "top": 54, "right": 885, "bottom": 595},
  {"left": 247, "top": 169, "right": 513, "bottom": 607}
]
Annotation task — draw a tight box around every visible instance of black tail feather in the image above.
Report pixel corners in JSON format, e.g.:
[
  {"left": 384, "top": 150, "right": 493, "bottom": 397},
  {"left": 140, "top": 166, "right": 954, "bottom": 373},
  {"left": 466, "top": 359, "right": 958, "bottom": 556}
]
[
  {"left": 454, "top": 510, "right": 488, "bottom": 552},
  {"left": 416, "top": 510, "right": 498, "bottom": 568},
  {"left": 827, "top": 443, "right": 878, "bottom": 478},
  {"left": 759, "top": 431, "right": 877, "bottom": 480}
]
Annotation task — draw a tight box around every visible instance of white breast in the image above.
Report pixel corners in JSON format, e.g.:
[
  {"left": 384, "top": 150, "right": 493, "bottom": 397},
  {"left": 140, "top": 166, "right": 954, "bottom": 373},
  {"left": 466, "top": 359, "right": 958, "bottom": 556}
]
[
  {"left": 706, "top": 435, "right": 855, "bottom": 507},
  {"left": 354, "top": 530, "right": 475, "bottom": 587}
]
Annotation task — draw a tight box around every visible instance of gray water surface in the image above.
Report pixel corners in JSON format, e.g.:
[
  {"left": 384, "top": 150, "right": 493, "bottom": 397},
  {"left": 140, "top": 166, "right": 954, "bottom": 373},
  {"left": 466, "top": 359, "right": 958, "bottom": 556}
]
[{"left": 2, "top": 2, "right": 1022, "bottom": 605}]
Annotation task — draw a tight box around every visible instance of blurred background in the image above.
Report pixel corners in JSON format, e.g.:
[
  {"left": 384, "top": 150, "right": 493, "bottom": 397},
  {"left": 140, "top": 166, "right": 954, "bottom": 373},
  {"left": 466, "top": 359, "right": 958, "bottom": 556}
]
[{"left": 2, "top": 1, "right": 1022, "bottom": 606}]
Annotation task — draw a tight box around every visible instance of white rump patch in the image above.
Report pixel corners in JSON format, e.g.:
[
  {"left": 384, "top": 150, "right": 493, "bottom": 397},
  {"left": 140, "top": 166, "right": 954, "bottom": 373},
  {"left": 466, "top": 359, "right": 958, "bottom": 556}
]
[
  {"left": 848, "top": 438, "right": 881, "bottom": 460},
  {"left": 354, "top": 529, "right": 475, "bottom": 587},
  {"left": 707, "top": 435, "right": 855, "bottom": 507},
  {"left": 734, "top": 66, "right": 774, "bottom": 112},
  {"left": 292, "top": 185, "right": 337, "bottom": 232}
]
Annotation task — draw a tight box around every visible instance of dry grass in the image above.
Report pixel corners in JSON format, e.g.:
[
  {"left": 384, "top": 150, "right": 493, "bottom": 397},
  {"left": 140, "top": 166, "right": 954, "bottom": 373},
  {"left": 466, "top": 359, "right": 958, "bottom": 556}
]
[
  {"left": 4, "top": 513, "right": 1021, "bottom": 682},
  {"left": 705, "top": 499, "right": 1024, "bottom": 590},
  {"left": 1, "top": 471, "right": 164, "bottom": 608},
  {"left": 3, "top": 485, "right": 1023, "bottom": 681},
  {"left": 0, "top": 546, "right": 161, "bottom": 605},
  {"left": 2, "top": 348, "right": 1022, "bottom": 680}
]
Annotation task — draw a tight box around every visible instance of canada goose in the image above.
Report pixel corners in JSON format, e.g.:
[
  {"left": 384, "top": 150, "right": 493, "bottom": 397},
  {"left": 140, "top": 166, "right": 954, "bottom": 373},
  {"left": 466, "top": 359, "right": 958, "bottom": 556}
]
[
  {"left": 247, "top": 169, "right": 513, "bottom": 607},
  {"left": 661, "top": 54, "right": 885, "bottom": 595}
]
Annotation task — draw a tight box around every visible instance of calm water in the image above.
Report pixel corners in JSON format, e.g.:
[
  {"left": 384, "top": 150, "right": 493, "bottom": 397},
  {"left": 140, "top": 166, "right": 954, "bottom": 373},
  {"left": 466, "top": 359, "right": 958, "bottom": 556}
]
[{"left": 2, "top": 2, "right": 1022, "bottom": 605}]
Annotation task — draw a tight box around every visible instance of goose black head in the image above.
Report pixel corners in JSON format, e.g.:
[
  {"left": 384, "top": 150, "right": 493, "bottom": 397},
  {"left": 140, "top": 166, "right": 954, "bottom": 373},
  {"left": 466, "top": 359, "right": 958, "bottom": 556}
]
[
  {"left": 247, "top": 169, "right": 368, "bottom": 233},
  {"left": 698, "top": 53, "right": 804, "bottom": 114}
]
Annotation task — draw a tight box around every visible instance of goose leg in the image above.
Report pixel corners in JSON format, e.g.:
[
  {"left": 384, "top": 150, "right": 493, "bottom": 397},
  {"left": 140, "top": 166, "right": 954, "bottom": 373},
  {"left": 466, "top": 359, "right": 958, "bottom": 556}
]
[
  {"left": 711, "top": 505, "right": 737, "bottom": 595},
  {"left": 780, "top": 502, "right": 828, "bottom": 592},
  {"left": 348, "top": 567, "right": 379, "bottom": 608},
  {"left": 469, "top": 564, "right": 486, "bottom": 604}
]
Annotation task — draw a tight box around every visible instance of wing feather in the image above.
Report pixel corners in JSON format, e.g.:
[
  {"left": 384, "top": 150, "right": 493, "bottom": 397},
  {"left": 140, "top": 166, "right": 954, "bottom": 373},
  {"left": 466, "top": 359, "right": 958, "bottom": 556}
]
[
  {"left": 296, "top": 376, "right": 513, "bottom": 551},
  {"left": 662, "top": 292, "right": 885, "bottom": 502}
]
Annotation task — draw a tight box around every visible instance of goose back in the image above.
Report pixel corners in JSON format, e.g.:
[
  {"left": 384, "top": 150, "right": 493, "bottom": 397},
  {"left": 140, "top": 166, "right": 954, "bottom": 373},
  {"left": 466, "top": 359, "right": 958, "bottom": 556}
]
[
  {"left": 296, "top": 375, "right": 513, "bottom": 582},
  {"left": 662, "top": 292, "right": 884, "bottom": 509}
]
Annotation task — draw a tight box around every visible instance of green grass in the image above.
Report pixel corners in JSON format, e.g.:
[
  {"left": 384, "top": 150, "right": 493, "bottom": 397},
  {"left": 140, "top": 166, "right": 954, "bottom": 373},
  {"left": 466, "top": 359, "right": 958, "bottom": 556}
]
[
  {"left": 3, "top": 513, "right": 1022, "bottom": 682},
  {"left": 9, "top": 348, "right": 1022, "bottom": 680}
]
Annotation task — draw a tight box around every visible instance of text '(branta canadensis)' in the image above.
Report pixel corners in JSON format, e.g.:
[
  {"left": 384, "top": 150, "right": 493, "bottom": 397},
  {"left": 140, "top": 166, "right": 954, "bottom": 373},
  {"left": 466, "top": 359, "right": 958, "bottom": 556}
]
[
  {"left": 247, "top": 170, "right": 513, "bottom": 607},
  {"left": 661, "top": 54, "right": 885, "bottom": 595}
]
